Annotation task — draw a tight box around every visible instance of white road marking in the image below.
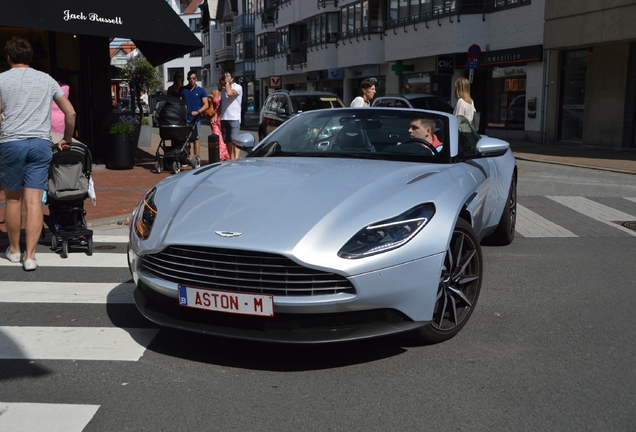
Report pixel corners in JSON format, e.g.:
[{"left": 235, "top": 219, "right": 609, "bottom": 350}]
[
  {"left": 0, "top": 402, "right": 99, "bottom": 432},
  {"left": 625, "top": 197, "right": 636, "bottom": 204},
  {"left": 0, "top": 282, "right": 135, "bottom": 304},
  {"left": 0, "top": 253, "right": 127, "bottom": 268},
  {"left": 92, "top": 234, "right": 129, "bottom": 243},
  {"left": 515, "top": 204, "right": 578, "bottom": 237},
  {"left": 547, "top": 196, "right": 636, "bottom": 237},
  {"left": 0, "top": 327, "right": 158, "bottom": 361}
]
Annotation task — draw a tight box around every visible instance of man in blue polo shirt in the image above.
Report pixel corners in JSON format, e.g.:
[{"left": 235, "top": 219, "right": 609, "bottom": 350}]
[{"left": 179, "top": 70, "right": 209, "bottom": 162}]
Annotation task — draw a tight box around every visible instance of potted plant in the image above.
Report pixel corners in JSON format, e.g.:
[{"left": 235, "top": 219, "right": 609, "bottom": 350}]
[
  {"left": 106, "top": 114, "right": 138, "bottom": 169},
  {"left": 119, "top": 57, "right": 162, "bottom": 147}
]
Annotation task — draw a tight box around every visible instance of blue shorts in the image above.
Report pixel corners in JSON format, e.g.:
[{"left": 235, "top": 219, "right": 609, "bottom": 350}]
[
  {"left": 0, "top": 138, "right": 52, "bottom": 190},
  {"left": 221, "top": 120, "right": 241, "bottom": 145}
]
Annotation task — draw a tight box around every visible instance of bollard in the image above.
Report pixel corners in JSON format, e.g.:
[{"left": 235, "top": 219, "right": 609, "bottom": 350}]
[{"left": 208, "top": 133, "right": 220, "bottom": 164}]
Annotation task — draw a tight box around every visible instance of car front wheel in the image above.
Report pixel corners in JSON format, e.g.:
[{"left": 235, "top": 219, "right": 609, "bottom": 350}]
[{"left": 416, "top": 218, "right": 483, "bottom": 344}]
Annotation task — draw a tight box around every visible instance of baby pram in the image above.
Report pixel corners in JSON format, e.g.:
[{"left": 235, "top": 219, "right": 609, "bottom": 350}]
[
  {"left": 155, "top": 96, "right": 201, "bottom": 174},
  {"left": 43, "top": 142, "right": 94, "bottom": 258}
]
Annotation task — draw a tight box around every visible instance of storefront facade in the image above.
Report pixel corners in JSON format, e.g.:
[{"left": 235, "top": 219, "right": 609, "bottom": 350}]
[
  {"left": 456, "top": 45, "right": 544, "bottom": 141},
  {"left": 1, "top": 1, "right": 201, "bottom": 162}
]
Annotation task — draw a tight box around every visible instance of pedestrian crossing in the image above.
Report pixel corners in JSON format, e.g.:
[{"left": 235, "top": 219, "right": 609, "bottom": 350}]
[
  {"left": 0, "top": 231, "right": 144, "bottom": 432},
  {"left": 516, "top": 196, "right": 636, "bottom": 238},
  {"left": 0, "top": 195, "right": 635, "bottom": 430}
]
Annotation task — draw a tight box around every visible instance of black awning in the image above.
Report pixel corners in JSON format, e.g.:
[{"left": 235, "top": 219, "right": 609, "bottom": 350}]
[{"left": 1, "top": 1, "right": 203, "bottom": 65}]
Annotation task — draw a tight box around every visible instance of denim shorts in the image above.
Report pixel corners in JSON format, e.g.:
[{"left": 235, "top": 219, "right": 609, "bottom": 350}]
[
  {"left": 0, "top": 138, "right": 52, "bottom": 190},
  {"left": 221, "top": 120, "right": 241, "bottom": 145}
]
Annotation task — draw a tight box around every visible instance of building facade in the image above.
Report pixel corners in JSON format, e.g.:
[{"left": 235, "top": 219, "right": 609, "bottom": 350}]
[
  {"left": 544, "top": 1, "right": 636, "bottom": 149},
  {"left": 241, "top": 0, "right": 545, "bottom": 141}
]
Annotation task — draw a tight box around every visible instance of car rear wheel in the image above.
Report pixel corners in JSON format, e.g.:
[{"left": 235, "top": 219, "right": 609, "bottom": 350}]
[
  {"left": 416, "top": 218, "right": 483, "bottom": 344},
  {"left": 483, "top": 172, "right": 517, "bottom": 246}
]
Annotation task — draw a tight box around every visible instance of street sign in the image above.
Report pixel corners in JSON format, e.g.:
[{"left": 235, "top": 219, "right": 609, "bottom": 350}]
[
  {"left": 466, "top": 60, "right": 480, "bottom": 69},
  {"left": 468, "top": 44, "right": 481, "bottom": 60}
]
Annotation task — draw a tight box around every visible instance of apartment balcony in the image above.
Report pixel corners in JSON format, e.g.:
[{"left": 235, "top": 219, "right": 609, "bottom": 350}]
[
  {"left": 233, "top": 13, "right": 255, "bottom": 33},
  {"left": 235, "top": 60, "right": 255, "bottom": 77},
  {"left": 214, "top": 47, "right": 234, "bottom": 63}
]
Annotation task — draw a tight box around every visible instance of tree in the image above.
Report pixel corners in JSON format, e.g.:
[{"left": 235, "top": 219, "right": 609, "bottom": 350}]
[{"left": 119, "top": 57, "right": 162, "bottom": 127}]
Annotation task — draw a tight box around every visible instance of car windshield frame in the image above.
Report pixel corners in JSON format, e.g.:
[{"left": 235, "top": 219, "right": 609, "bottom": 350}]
[{"left": 250, "top": 108, "right": 451, "bottom": 164}]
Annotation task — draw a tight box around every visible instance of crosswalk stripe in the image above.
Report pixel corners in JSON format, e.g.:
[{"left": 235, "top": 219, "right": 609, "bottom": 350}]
[
  {"left": 92, "top": 234, "right": 129, "bottom": 243},
  {"left": 0, "top": 326, "right": 158, "bottom": 361},
  {"left": 516, "top": 204, "right": 578, "bottom": 237},
  {"left": 546, "top": 196, "right": 636, "bottom": 237},
  {"left": 0, "top": 282, "right": 135, "bottom": 303},
  {"left": 0, "top": 253, "right": 127, "bottom": 268},
  {"left": 625, "top": 197, "right": 636, "bottom": 204},
  {"left": 0, "top": 402, "right": 99, "bottom": 432}
]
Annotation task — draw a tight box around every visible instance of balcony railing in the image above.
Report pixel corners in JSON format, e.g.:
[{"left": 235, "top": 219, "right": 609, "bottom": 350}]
[
  {"left": 235, "top": 60, "right": 256, "bottom": 77},
  {"left": 214, "top": 47, "right": 234, "bottom": 63},
  {"left": 233, "top": 12, "right": 255, "bottom": 32}
]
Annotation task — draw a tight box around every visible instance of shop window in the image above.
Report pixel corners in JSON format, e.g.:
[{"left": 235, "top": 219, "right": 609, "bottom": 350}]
[{"left": 487, "top": 66, "right": 526, "bottom": 129}]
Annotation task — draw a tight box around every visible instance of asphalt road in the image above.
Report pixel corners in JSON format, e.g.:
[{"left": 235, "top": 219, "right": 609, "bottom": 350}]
[{"left": 1, "top": 159, "right": 635, "bottom": 431}]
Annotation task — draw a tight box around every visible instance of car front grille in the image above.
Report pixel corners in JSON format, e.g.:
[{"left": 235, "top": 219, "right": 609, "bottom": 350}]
[{"left": 141, "top": 246, "right": 355, "bottom": 296}]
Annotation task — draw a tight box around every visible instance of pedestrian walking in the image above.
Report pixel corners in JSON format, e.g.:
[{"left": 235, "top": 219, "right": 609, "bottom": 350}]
[
  {"left": 350, "top": 78, "right": 376, "bottom": 107},
  {"left": 453, "top": 77, "right": 476, "bottom": 125},
  {"left": 0, "top": 36, "right": 76, "bottom": 271}
]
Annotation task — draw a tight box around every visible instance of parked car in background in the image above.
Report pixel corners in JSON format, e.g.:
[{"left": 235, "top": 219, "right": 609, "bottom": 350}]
[
  {"left": 372, "top": 93, "right": 454, "bottom": 113},
  {"left": 258, "top": 90, "right": 345, "bottom": 140},
  {"left": 152, "top": 101, "right": 166, "bottom": 127},
  {"left": 505, "top": 94, "right": 526, "bottom": 127},
  {"left": 119, "top": 97, "right": 150, "bottom": 116}
]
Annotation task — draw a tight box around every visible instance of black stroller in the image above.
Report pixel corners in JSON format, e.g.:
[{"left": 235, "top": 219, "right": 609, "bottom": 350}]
[
  {"left": 43, "top": 142, "right": 94, "bottom": 258},
  {"left": 155, "top": 96, "right": 201, "bottom": 174}
]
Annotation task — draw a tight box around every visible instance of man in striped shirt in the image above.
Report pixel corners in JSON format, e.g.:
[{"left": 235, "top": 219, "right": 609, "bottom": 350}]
[{"left": 0, "top": 37, "right": 76, "bottom": 271}]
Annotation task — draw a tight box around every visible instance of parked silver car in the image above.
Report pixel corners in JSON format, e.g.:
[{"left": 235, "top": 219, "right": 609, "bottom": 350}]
[
  {"left": 372, "top": 93, "right": 454, "bottom": 113},
  {"left": 129, "top": 107, "right": 517, "bottom": 344}
]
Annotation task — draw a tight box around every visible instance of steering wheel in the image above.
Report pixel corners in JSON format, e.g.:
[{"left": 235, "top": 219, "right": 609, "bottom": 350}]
[{"left": 401, "top": 138, "right": 439, "bottom": 155}]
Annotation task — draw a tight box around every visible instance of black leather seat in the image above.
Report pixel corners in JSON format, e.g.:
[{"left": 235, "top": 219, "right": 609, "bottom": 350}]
[{"left": 333, "top": 122, "right": 375, "bottom": 152}]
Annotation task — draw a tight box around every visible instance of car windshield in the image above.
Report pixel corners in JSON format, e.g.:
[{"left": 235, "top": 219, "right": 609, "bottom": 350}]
[
  {"left": 290, "top": 95, "right": 346, "bottom": 114},
  {"left": 250, "top": 108, "right": 450, "bottom": 163}
]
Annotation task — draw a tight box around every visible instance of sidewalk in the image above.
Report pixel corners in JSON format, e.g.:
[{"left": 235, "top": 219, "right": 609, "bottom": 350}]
[{"left": 1, "top": 129, "right": 635, "bottom": 229}]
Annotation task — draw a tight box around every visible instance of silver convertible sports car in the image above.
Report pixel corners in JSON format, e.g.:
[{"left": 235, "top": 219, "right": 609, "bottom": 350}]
[{"left": 128, "top": 107, "right": 517, "bottom": 344}]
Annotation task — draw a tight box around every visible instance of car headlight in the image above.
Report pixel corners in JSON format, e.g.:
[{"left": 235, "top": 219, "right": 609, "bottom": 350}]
[
  {"left": 338, "top": 203, "right": 435, "bottom": 259},
  {"left": 133, "top": 187, "right": 158, "bottom": 240}
]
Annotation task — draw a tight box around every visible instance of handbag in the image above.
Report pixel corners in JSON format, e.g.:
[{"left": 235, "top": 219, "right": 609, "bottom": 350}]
[{"left": 205, "top": 98, "right": 216, "bottom": 117}]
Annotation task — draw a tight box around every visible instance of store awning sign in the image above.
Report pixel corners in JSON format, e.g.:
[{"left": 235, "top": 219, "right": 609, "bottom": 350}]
[
  {"left": 328, "top": 68, "right": 344, "bottom": 80},
  {"left": 2, "top": 0, "right": 202, "bottom": 65},
  {"left": 269, "top": 76, "right": 282, "bottom": 89}
]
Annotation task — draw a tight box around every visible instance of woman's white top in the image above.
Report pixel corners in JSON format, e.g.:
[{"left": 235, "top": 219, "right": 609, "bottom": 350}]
[
  {"left": 453, "top": 98, "right": 476, "bottom": 123},
  {"left": 350, "top": 96, "right": 369, "bottom": 107}
]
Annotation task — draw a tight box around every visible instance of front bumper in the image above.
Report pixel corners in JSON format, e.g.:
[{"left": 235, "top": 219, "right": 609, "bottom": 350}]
[{"left": 134, "top": 281, "right": 427, "bottom": 343}]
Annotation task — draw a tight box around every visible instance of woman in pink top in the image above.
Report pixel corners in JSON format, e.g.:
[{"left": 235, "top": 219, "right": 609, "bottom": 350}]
[
  {"left": 51, "top": 83, "right": 70, "bottom": 134},
  {"left": 208, "top": 89, "right": 230, "bottom": 161}
]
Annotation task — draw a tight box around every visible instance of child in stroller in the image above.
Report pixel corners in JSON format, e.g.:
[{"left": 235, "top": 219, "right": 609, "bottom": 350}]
[
  {"left": 155, "top": 96, "right": 202, "bottom": 174},
  {"left": 43, "top": 141, "right": 94, "bottom": 258}
]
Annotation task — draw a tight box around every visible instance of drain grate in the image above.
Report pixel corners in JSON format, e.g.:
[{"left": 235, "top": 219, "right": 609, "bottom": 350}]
[{"left": 615, "top": 221, "right": 636, "bottom": 232}]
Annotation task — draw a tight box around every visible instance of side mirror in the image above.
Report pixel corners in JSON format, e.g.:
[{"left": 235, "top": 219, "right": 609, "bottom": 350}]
[{"left": 476, "top": 136, "right": 510, "bottom": 157}]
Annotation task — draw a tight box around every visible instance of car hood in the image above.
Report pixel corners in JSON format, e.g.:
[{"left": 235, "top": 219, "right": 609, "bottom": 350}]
[{"left": 144, "top": 157, "right": 468, "bottom": 272}]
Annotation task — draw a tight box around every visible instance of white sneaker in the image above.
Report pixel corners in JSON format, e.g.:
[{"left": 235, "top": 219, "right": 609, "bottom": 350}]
[
  {"left": 5, "top": 246, "right": 21, "bottom": 263},
  {"left": 23, "top": 258, "right": 38, "bottom": 271}
]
